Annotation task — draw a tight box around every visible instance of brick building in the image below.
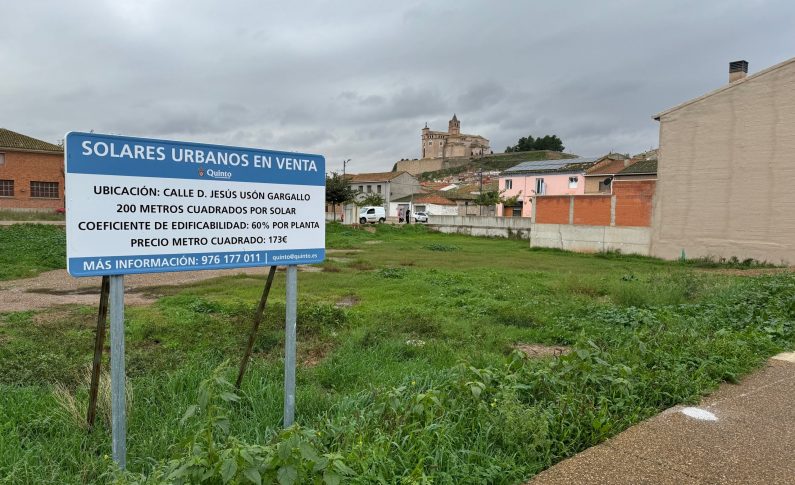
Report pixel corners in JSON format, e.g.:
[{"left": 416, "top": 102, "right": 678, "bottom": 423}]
[{"left": 0, "top": 128, "right": 64, "bottom": 211}]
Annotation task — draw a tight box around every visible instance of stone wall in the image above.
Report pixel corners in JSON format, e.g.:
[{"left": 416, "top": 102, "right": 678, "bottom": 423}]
[{"left": 394, "top": 157, "right": 472, "bottom": 176}]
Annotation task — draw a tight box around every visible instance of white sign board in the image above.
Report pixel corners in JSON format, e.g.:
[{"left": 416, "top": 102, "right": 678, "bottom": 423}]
[{"left": 65, "top": 132, "right": 325, "bottom": 276}]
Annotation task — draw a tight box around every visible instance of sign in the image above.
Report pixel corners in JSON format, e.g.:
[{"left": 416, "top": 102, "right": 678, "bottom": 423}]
[{"left": 65, "top": 132, "right": 325, "bottom": 276}]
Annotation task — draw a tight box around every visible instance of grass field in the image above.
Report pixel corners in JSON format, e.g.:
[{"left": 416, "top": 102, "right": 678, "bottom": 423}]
[
  {"left": 0, "top": 210, "right": 65, "bottom": 222},
  {"left": 0, "top": 223, "right": 793, "bottom": 483},
  {"left": 0, "top": 224, "right": 66, "bottom": 280}
]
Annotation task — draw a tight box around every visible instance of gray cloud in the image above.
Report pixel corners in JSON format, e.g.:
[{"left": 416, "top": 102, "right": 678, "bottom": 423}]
[{"left": 1, "top": 0, "right": 793, "bottom": 173}]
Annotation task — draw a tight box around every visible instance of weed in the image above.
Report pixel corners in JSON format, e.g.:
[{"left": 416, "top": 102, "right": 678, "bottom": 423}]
[
  {"left": 377, "top": 267, "right": 408, "bottom": 279},
  {"left": 681, "top": 255, "right": 777, "bottom": 269},
  {"left": 423, "top": 243, "right": 460, "bottom": 252},
  {"left": 52, "top": 365, "right": 133, "bottom": 430}
]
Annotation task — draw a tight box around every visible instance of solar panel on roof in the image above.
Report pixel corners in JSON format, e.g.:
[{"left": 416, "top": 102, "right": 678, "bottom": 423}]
[{"left": 504, "top": 157, "right": 600, "bottom": 173}]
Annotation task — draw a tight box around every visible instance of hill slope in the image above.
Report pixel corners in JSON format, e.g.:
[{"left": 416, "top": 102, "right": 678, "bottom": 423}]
[{"left": 418, "top": 150, "right": 577, "bottom": 181}]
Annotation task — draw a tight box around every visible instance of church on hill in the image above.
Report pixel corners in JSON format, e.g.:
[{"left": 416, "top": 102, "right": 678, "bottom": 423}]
[{"left": 421, "top": 114, "right": 490, "bottom": 159}]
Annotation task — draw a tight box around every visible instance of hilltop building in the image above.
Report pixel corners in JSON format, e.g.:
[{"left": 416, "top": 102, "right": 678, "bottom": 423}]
[{"left": 421, "top": 115, "right": 490, "bottom": 159}]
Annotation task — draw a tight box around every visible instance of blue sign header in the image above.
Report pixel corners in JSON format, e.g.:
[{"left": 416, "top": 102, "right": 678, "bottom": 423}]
[{"left": 65, "top": 132, "right": 325, "bottom": 186}]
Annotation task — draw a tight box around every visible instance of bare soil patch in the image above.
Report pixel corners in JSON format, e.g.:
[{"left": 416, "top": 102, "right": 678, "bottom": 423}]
[
  {"left": 0, "top": 266, "right": 278, "bottom": 312},
  {"left": 301, "top": 343, "right": 333, "bottom": 367},
  {"left": 335, "top": 295, "right": 360, "bottom": 308},
  {"left": 514, "top": 343, "right": 570, "bottom": 358}
]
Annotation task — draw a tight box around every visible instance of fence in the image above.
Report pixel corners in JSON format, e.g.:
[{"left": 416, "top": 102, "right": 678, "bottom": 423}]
[{"left": 532, "top": 180, "right": 655, "bottom": 228}]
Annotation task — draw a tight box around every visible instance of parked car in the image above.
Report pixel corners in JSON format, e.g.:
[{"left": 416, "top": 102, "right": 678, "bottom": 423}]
[
  {"left": 414, "top": 211, "right": 429, "bottom": 223},
  {"left": 359, "top": 206, "right": 386, "bottom": 224}
]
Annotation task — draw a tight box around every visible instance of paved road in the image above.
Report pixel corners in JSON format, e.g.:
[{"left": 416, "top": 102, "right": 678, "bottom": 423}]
[{"left": 530, "top": 353, "right": 795, "bottom": 484}]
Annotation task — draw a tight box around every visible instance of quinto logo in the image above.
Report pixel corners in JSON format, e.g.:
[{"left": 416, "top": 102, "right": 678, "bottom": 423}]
[{"left": 206, "top": 169, "right": 232, "bottom": 180}]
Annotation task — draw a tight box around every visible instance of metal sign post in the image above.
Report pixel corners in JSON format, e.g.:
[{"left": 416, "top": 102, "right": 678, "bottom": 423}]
[
  {"left": 283, "top": 265, "right": 298, "bottom": 426},
  {"left": 109, "top": 275, "right": 126, "bottom": 469}
]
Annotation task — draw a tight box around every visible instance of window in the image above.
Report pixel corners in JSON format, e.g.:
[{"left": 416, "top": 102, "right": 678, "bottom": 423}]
[
  {"left": 377, "top": 185, "right": 382, "bottom": 194},
  {"left": 535, "top": 178, "right": 545, "bottom": 195},
  {"left": 359, "top": 185, "right": 363, "bottom": 192},
  {"left": 366, "top": 185, "right": 372, "bottom": 193},
  {"left": 30, "top": 181, "right": 59, "bottom": 198},
  {"left": 0, "top": 153, "right": 5, "bottom": 166},
  {"left": 568, "top": 176, "right": 579, "bottom": 189},
  {"left": 505, "top": 179, "right": 513, "bottom": 190},
  {"left": 0, "top": 180, "right": 13, "bottom": 197}
]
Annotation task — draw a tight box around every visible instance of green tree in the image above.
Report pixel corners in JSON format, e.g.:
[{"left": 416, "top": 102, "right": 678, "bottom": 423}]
[
  {"left": 474, "top": 190, "right": 503, "bottom": 207},
  {"left": 359, "top": 192, "right": 385, "bottom": 207},
  {"left": 325, "top": 172, "right": 356, "bottom": 222},
  {"left": 475, "top": 190, "right": 522, "bottom": 210},
  {"left": 504, "top": 134, "right": 565, "bottom": 152}
]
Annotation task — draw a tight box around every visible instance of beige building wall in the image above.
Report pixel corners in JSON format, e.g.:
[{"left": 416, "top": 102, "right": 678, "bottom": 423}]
[
  {"left": 651, "top": 58, "right": 795, "bottom": 264},
  {"left": 584, "top": 176, "right": 606, "bottom": 194}
]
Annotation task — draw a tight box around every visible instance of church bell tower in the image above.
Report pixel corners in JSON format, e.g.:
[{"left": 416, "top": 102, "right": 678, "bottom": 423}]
[{"left": 448, "top": 114, "right": 460, "bottom": 135}]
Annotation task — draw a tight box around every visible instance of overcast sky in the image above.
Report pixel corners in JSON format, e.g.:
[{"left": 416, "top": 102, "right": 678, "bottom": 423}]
[{"left": 2, "top": 1, "right": 793, "bottom": 173}]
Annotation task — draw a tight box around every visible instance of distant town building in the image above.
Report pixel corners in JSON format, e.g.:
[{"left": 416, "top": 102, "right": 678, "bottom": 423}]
[
  {"left": 498, "top": 157, "right": 600, "bottom": 217},
  {"left": 583, "top": 153, "right": 635, "bottom": 194},
  {"left": 0, "top": 128, "right": 64, "bottom": 211},
  {"left": 340, "top": 171, "right": 421, "bottom": 223},
  {"left": 421, "top": 114, "right": 490, "bottom": 159}
]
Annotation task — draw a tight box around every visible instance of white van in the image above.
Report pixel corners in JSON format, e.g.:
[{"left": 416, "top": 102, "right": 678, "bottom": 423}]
[{"left": 359, "top": 206, "right": 386, "bottom": 224}]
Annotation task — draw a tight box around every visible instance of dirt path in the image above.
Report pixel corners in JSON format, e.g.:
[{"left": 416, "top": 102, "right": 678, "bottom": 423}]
[{"left": 0, "top": 266, "right": 316, "bottom": 312}]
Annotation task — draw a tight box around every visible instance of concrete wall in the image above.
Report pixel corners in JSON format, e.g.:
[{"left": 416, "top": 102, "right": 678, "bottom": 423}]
[
  {"left": 653, "top": 58, "right": 795, "bottom": 264},
  {"left": 531, "top": 223, "right": 651, "bottom": 255},
  {"left": 427, "top": 215, "right": 533, "bottom": 239}
]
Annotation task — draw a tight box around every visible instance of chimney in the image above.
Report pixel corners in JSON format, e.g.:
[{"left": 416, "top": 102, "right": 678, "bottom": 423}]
[{"left": 729, "top": 60, "right": 748, "bottom": 83}]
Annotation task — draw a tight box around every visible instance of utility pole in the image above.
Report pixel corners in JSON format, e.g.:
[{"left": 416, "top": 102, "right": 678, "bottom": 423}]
[
  {"left": 479, "top": 168, "right": 483, "bottom": 216},
  {"left": 342, "top": 159, "right": 351, "bottom": 223}
]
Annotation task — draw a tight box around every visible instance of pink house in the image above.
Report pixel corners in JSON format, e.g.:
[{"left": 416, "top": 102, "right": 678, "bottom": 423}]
[{"left": 497, "top": 157, "right": 599, "bottom": 217}]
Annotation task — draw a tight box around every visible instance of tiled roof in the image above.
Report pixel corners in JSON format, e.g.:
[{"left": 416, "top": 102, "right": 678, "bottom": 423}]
[
  {"left": 411, "top": 193, "right": 457, "bottom": 206},
  {"left": 347, "top": 171, "right": 407, "bottom": 182},
  {"left": 616, "top": 159, "right": 657, "bottom": 175},
  {"left": 392, "top": 193, "right": 457, "bottom": 205},
  {"left": 586, "top": 158, "right": 634, "bottom": 176},
  {"left": 503, "top": 157, "right": 600, "bottom": 175},
  {"left": 444, "top": 181, "right": 498, "bottom": 200},
  {"left": 0, "top": 128, "right": 63, "bottom": 153}
]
